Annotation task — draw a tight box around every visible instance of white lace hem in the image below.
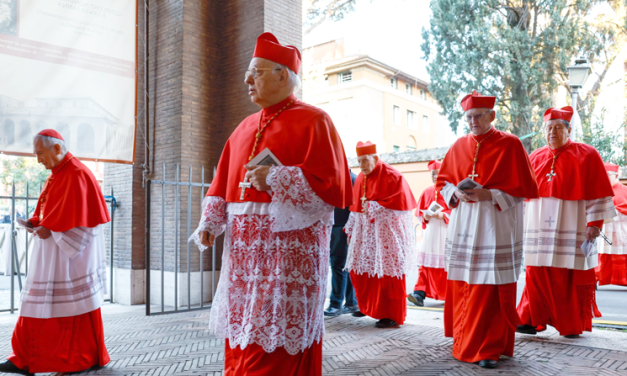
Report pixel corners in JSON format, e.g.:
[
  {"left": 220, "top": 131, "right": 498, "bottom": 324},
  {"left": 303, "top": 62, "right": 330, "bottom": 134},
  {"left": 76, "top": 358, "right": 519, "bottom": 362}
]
[{"left": 189, "top": 196, "right": 227, "bottom": 252}]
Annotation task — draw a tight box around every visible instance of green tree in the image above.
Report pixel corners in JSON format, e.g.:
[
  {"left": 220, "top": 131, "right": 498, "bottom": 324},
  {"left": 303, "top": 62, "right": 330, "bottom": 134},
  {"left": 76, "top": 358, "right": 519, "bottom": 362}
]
[
  {"left": 0, "top": 157, "right": 49, "bottom": 193},
  {"left": 421, "top": 0, "right": 605, "bottom": 152}
]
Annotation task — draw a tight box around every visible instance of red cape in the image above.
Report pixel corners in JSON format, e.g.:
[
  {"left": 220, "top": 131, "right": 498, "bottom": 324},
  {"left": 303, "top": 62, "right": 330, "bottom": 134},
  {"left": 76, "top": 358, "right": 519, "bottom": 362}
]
[
  {"left": 29, "top": 153, "right": 110, "bottom": 232},
  {"left": 529, "top": 141, "right": 614, "bottom": 200},
  {"left": 436, "top": 128, "right": 539, "bottom": 199},
  {"left": 349, "top": 161, "right": 417, "bottom": 212},
  {"left": 415, "top": 185, "right": 451, "bottom": 229},
  {"left": 207, "top": 94, "right": 353, "bottom": 208},
  {"left": 612, "top": 183, "right": 627, "bottom": 215}
]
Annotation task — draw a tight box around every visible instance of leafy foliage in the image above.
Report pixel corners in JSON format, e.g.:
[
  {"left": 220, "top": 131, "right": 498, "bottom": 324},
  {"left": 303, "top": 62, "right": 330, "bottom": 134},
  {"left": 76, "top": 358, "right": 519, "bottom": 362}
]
[
  {"left": 303, "top": 0, "right": 360, "bottom": 35},
  {"left": 421, "top": 0, "right": 615, "bottom": 152},
  {"left": 0, "top": 157, "right": 49, "bottom": 192}
]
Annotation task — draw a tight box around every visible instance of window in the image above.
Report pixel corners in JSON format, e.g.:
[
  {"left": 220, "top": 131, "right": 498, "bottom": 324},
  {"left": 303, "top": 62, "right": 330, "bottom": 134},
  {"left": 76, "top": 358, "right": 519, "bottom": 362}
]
[
  {"left": 407, "top": 110, "right": 418, "bottom": 130},
  {"left": 393, "top": 145, "right": 400, "bottom": 152},
  {"left": 420, "top": 89, "right": 426, "bottom": 100},
  {"left": 390, "top": 77, "right": 397, "bottom": 89},
  {"left": 407, "top": 136, "right": 417, "bottom": 150},
  {"left": 338, "top": 71, "right": 352, "bottom": 83},
  {"left": 393, "top": 105, "right": 400, "bottom": 125},
  {"left": 406, "top": 83, "right": 412, "bottom": 95},
  {"left": 422, "top": 115, "right": 430, "bottom": 134}
]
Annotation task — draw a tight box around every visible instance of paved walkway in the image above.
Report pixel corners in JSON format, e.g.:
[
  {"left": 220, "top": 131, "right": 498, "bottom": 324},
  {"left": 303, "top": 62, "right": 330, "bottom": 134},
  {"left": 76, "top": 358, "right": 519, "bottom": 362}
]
[{"left": 1, "top": 304, "right": 627, "bottom": 375}]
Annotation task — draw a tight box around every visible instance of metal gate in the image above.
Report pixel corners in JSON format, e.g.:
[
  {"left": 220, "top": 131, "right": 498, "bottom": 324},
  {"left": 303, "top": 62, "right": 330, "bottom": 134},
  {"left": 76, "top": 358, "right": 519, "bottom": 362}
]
[
  {"left": 0, "top": 182, "right": 117, "bottom": 313},
  {"left": 145, "top": 163, "right": 217, "bottom": 316}
]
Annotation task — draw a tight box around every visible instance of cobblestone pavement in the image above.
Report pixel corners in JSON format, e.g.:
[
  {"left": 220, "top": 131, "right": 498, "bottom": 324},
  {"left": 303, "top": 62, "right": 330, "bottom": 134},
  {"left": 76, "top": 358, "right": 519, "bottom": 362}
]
[{"left": 1, "top": 304, "right": 627, "bottom": 376}]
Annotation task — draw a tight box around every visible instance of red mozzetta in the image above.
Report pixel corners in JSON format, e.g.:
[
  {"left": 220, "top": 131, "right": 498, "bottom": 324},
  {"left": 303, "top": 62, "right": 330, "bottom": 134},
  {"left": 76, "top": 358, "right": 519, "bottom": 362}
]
[
  {"left": 611, "top": 182, "right": 627, "bottom": 215},
  {"left": 349, "top": 160, "right": 417, "bottom": 212},
  {"left": 29, "top": 152, "right": 110, "bottom": 232},
  {"left": 415, "top": 185, "right": 451, "bottom": 229},
  {"left": 436, "top": 128, "right": 539, "bottom": 199},
  {"left": 207, "top": 94, "right": 353, "bottom": 209},
  {"left": 530, "top": 141, "right": 613, "bottom": 200}
]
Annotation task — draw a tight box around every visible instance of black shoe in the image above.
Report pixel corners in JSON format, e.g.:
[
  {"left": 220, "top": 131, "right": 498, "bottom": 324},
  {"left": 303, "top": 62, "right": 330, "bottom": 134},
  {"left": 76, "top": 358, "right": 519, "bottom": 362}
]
[
  {"left": 352, "top": 311, "right": 366, "bottom": 317},
  {"left": 342, "top": 305, "right": 359, "bottom": 314},
  {"left": 478, "top": 360, "right": 497, "bottom": 369},
  {"left": 0, "top": 360, "right": 32, "bottom": 375},
  {"left": 564, "top": 334, "right": 580, "bottom": 338},
  {"left": 375, "top": 318, "right": 398, "bottom": 328},
  {"left": 407, "top": 291, "right": 425, "bottom": 307},
  {"left": 516, "top": 324, "right": 537, "bottom": 335},
  {"left": 324, "top": 306, "right": 342, "bottom": 317}
]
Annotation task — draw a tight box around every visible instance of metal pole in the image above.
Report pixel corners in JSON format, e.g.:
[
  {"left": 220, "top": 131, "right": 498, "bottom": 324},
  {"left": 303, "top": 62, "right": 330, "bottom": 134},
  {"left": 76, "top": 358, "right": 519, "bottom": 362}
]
[
  {"left": 200, "top": 165, "right": 204, "bottom": 308},
  {"left": 212, "top": 166, "right": 216, "bottom": 300},
  {"left": 10, "top": 182, "right": 15, "bottom": 314},
  {"left": 174, "top": 164, "right": 179, "bottom": 311},
  {"left": 145, "top": 179, "right": 151, "bottom": 316},
  {"left": 143, "top": 0, "right": 150, "bottom": 179},
  {"left": 187, "top": 166, "right": 192, "bottom": 309},
  {"left": 161, "top": 163, "right": 165, "bottom": 312},
  {"left": 110, "top": 187, "right": 114, "bottom": 303},
  {"left": 24, "top": 182, "right": 28, "bottom": 276}
]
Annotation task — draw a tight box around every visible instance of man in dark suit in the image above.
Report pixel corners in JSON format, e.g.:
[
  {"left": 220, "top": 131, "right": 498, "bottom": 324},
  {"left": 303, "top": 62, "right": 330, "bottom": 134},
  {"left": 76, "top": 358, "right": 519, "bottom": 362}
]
[{"left": 325, "top": 171, "right": 359, "bottom": 316}]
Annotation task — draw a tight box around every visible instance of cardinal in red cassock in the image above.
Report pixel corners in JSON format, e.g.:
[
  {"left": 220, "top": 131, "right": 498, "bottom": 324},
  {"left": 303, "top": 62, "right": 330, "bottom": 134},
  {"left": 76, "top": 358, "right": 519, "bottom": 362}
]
[
  {"left": 517, "top": 106, "right": 616, "bottom": 338},
  {"left": 344, "top": 141, "right": 417, "bottom": 329},
  {"left": 189, "top": 32, "right": 353, "bottom": 376},
  {"left": 408, "top": 160, "right": 450, "bottom": 307},
  {"left": 436, "top": 91, "right": 538, "bottom": 369},
  {"left": 595, "top": 163, "right": 627, "bottom": 286},
  {"left": 1, "top": 130, "right": 110, "bottom": 375}
]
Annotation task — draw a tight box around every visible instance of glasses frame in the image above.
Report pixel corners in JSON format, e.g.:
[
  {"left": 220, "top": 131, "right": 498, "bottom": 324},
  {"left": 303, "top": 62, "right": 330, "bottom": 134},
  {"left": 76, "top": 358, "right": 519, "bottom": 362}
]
[
  {"left": 465, "top": 111, "right": 490, "bottom": 124},
  {"left": 245, "top": 67, "right": 283, "bottom": 80}
]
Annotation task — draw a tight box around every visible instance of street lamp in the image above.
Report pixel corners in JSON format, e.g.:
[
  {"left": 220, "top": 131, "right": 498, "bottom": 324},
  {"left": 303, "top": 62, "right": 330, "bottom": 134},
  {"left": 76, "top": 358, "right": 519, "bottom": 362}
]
[{"left": 567, "top": 56, "right": 591, "bottom": 141}]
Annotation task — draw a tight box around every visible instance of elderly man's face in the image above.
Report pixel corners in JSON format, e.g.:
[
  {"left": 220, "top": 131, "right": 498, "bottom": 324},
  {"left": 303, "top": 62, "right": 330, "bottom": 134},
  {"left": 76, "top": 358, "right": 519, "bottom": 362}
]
[
  {"left": 465, "top": 108, "right": 495, "bottom": 136},
  {"left": 245, "top": 57, "right": 288, "bottom": 108},
  {"left": 545, "top": 120, "right": 570, "bottom": 149},
  {"left": 33, "top": 138, "right": 63, "bottom": 170},
  {"left": 431, "top": 169, "right": 439, "bottom": 184},
  {"left": 608, "top": 172, "right": 620, "bottom": 186},
  {"left": 358, "top": 155, "right": 378, "bottom": 176}
]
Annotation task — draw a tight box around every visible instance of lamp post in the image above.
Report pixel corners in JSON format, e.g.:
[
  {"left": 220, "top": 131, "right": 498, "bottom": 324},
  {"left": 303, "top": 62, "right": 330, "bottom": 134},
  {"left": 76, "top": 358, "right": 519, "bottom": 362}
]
[{"left": 567, "top": 56, "right": 591, "bottom": 141}]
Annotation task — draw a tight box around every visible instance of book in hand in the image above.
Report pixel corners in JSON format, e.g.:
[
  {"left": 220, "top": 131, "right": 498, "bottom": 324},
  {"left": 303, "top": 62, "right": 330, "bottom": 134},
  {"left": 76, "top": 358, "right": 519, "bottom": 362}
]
[
  {"left": 421, "top": 201, "right": 444, "bottom": 216},
  {"left": 247, "top": 148, "right": 283, "bottom": 167},
  {"left": 457, "top": 177, "right": 483, "bottom": 191},
  {"left": 16, "top": 217, "right": 33, "bottom": 229}
]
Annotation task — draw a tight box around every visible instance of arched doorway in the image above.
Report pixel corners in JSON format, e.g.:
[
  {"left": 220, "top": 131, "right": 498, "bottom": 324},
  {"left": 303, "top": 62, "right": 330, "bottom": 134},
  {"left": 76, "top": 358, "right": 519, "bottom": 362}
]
[
  {"left": 3, "top": 119, "right": 15, "bottom": 145},
  {"left": 77, "top": 123, "right": 95, "bottom": 153}
]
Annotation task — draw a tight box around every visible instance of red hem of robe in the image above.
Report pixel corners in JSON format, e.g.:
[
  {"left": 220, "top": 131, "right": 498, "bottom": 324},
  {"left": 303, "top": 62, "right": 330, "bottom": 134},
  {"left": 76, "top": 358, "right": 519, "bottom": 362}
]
[
  {"left": 444, "top": 280, "right": 516, "bottom": 363},
  {"left": 224, "top": 339, "right": 322, "bottom": 376},
  {"left": 596, "top": 254, "right": 627, "bottom": 286},
  {"left": 350, "top": 272, "right": 407, "bottom": 325},
  {"left": 413, "top": 267, "right": 447, "bottom": 301},
  {"left": 517, "top": 266, "right": 602, "bottom": 336},
  {"left": 7, "top": 308, "right": 110, "bottom": 373}
]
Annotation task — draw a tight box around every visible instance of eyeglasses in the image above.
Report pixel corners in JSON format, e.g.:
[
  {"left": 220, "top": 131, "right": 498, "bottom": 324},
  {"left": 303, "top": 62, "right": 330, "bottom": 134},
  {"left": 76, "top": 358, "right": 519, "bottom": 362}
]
[
  {"left": 244, "top": 67, "right": 282, "bottom": 80},
  {"left": 465, "top": 112, "right": 489, "bottom": 123},
  {"left": 598, "top": 229, "right": 612, "bottom": 245}
]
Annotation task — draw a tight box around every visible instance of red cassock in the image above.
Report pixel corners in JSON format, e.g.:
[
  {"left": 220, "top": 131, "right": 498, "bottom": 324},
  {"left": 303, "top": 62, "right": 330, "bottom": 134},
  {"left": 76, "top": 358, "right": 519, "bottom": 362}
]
[
  {"left": 436, "top": 128, "right": 538, "bottom": 363},
  {"left": 209, "top": 94, "right": 353, "bottom": 375},
  {"left": 596, "top": 182, "right": 627, "bottom": 286},
  {"left": 414, "top": 185, "right": 451, "bottom": 300},
  {"left": 518, "top": 141, "right": 612, "bottom": 336},
  {"left": 348, "top": 161, "right": 416, "bottom": 325},
  {"left": 9, "top": 152, "right": 110, "bottom": 373}
]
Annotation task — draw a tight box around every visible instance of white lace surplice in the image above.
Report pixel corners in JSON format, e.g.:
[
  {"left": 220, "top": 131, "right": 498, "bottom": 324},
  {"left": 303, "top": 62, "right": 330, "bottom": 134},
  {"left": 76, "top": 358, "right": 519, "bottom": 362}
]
[
  {"left": 600, "top": 212, "right": 627, "bottom": 255},
  {"left": 442, "top": 182, "right": 526, "bottom": 285},
  {"left": 190, "top": 166, "right": 333, "bottom": 355},
  {"left": 417, "top": 216, "right": 448, "bottom": 269},
  {"left": 344, "top": 201, "right": 415, "bottom": 278},
  {"left": 20, "top": 225, "right": 107, "bottom": 319},
  {"left": 524, "top": 197, "right": 617, "bottom": 270}
]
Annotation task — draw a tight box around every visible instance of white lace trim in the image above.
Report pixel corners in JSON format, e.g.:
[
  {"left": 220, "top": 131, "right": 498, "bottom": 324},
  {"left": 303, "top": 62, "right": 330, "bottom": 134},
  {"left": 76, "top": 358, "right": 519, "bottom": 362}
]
[
  {"left": 267, "top": 166, "right": 334, "bottom": 232},
  {"left": 344, "top": 201, "right": 416, "bottom": 278},
  {"left": 189, "top": 196, "right": 227, "bottom": 252},
  {"left": 209, "top": 214, "right": 331, "bottom": 355}
]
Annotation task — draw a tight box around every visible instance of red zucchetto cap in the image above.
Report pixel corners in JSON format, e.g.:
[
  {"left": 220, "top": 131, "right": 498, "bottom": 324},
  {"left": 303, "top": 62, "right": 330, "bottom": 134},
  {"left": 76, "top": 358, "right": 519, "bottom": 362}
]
[
  {"left": 253, "top": 32, "right": 301, "bottom": 74},
  {"left": 544, "top": 106, "right": 574, "bottom": 122},
  {"left": 427, "top": 160, "right": 442, "bottom": 171},
  {"left": 460, "top": 90, "right": 496, "bottom": 111},
  {"left": 37, "top": 129, "right": 64, "bottom": 141},
  {"left": 604, "top": 162, "right": 619, "bottom": 173},
  {"left": 356, "top": 141, "right": 377, "bottom": 157}
]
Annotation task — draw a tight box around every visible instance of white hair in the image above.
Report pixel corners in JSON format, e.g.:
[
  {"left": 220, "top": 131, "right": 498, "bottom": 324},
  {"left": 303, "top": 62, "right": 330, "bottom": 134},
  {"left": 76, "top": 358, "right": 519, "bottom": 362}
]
[
  {"left": 34, "top": 135, "right": 68, "bottom": 155},
  {"left": 358, "top": 153, "right": 378, "bottom": 160},
  {"left": 274, "top": 63, "right": 301, "bottom": 92}
]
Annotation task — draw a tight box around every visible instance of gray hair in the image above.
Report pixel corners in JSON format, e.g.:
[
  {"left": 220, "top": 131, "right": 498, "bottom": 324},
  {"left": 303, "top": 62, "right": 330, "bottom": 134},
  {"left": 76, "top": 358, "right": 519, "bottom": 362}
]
[
  {"left": 34, "top": 135, "right": 68, "bottom": 155},
  {"left": 274, "top": 63, "right": 301, "bottom": 92}
]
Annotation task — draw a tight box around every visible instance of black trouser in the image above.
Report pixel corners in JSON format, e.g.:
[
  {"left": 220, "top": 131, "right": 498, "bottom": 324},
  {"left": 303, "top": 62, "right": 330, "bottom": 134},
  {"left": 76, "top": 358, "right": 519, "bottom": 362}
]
[{"left": 329, "top": 226, "right": 357, "bottom": 308}]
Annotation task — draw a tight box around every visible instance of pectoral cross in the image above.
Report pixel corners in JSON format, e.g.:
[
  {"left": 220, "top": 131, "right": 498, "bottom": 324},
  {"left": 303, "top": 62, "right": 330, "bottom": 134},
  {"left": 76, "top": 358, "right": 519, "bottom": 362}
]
[
  {"left": 546, "top": 171, "right": 556, "bottom": 181},
  {"left": 361, "top": 195, "right": 368, "bottom": 214},
  {"left": 545, "top": 216, "right": 555, "bottom": 227},
  {"left": 239, "top": 178, "right": 252, "bottom": 200},
  {"left": 468, "top": 172, "right": 479, "bottom": 180}
]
